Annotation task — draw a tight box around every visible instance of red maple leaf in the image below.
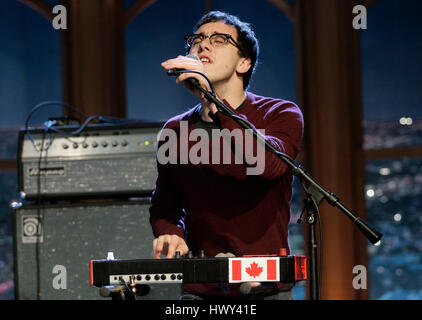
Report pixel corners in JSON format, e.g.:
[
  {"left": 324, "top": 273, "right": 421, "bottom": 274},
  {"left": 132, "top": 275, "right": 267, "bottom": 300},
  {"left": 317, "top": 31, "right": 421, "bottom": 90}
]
[{"left": 245, "top": 262, "right": 263, "bottom": 278}]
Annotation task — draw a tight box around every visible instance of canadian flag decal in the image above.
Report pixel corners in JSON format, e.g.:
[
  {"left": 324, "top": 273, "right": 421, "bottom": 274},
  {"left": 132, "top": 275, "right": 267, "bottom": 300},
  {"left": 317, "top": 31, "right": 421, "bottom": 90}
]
[{"left": 228, "top": 257, "right": 280, "bottom": 283}]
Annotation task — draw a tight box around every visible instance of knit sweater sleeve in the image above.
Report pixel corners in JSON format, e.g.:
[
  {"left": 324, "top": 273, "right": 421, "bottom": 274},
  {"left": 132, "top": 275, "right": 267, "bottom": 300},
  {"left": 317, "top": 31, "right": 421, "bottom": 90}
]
[
  {"left": 149, "top": 162, "right": 186, "bottom": 239},
  {"left": 213, "top": 98, "right": 304, "bottom": 180},
  {"left": 149, "top": 121, "right": 186, "bottom": 239}
]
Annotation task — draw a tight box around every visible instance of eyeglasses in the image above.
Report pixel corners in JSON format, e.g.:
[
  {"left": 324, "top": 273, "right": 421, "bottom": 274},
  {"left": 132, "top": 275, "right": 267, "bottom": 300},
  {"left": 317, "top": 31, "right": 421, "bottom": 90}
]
[{"left": 185, "top": 33, "right": 244, "bottom": 54}]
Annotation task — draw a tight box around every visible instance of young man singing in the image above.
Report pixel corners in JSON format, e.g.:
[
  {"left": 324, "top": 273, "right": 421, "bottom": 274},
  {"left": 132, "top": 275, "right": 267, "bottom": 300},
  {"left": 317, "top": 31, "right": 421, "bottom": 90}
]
[{"left": 149, "top": 11, "right": 304, "bottom": 299}]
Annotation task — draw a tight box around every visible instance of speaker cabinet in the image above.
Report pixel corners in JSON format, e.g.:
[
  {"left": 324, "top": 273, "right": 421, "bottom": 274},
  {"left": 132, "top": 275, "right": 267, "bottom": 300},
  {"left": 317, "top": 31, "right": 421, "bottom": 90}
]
[{"left": 12, "top": 200, "right": 181, "bottom": 300}]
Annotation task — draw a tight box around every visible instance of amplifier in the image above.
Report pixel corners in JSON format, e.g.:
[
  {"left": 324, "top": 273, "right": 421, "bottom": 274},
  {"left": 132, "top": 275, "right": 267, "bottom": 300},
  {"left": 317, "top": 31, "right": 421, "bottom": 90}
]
[{"left": 18, "top": 121, "right": 164, "bottom": 200}]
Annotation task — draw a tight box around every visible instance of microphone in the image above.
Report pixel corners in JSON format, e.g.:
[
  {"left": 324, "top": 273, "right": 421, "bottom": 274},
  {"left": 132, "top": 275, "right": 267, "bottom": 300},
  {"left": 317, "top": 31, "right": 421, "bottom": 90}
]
[{"left": 166, "top": 54, "right": 200, "bottom": 76}]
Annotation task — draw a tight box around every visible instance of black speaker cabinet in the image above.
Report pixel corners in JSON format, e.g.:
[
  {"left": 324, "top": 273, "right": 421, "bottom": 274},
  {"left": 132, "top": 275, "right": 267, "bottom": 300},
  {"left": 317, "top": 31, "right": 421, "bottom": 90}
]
[{"left": 12, "top": 200, "right": 181, "bottom": 300}]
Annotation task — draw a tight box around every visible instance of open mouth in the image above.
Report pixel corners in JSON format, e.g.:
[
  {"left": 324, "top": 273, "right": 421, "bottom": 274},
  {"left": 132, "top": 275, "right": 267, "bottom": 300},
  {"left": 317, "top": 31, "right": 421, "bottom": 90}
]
[{"left": 200, "top": 57, "right": 211, "bottom": 64}]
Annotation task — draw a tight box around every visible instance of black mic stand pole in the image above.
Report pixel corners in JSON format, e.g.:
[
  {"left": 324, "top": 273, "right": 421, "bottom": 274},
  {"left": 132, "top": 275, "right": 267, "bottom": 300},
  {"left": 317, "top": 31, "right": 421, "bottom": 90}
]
[
  {"left": 302, "top": 184, "right": 325, "bottom": 300},
  {"left": 187, "top": 79, "right": 383, "bottom": 300}
]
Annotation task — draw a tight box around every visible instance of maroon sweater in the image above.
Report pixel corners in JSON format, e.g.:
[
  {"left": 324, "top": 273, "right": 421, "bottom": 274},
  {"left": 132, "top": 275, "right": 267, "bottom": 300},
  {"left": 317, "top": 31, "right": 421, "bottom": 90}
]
[{"left": 149, "top": 91, "right": 304, "bottom": 297}]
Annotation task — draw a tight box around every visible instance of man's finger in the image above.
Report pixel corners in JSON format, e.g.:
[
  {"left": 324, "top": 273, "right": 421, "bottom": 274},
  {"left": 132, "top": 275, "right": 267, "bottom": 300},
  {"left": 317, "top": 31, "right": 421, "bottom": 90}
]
[
  {"left": 166, "top": 235, "right": 181, "bottom": 258},
  {"left": 152, "top": 238, "right": 158, "bottom": 258},
  {"left": 153, "top": 238, "right": 162, "bottom": 259},
  {"left": 153, "top": 235, "right": 168, "bottom": 259},
  {"left": 177, "top": 242, "right": 189, "bottom": 256}
]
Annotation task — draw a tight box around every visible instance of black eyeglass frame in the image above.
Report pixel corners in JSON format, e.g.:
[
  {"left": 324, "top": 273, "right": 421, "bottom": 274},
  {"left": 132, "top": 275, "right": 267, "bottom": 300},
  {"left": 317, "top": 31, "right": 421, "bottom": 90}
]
[{"left": 184, "top": 33, "right": 244, "bottom": 55}]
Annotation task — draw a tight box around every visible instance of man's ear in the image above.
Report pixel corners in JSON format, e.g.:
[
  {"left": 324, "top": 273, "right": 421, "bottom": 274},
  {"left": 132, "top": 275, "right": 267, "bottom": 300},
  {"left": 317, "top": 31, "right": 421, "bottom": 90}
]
[{"left": 236, "top": 57, "right": 252, "bottom": 75}]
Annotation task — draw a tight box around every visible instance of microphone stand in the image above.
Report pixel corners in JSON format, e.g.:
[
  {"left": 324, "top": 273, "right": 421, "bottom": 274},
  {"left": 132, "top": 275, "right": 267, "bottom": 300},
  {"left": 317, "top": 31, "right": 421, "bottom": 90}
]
[{"left": 187, "top": 79, "right": 383, "bottom": 300}]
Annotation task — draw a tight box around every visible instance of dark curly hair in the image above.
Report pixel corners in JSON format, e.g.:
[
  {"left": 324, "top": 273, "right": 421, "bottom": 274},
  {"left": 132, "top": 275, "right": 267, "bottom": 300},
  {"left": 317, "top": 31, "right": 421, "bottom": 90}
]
[{"left": 191, "top": 11, "right": 259, "bottom": 90}]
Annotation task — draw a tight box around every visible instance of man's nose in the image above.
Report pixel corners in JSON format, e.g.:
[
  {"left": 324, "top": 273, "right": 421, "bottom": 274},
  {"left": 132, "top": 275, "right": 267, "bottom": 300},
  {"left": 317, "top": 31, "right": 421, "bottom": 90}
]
[{"left": 197, "top": 37, "right": 212, "bottom": 52}]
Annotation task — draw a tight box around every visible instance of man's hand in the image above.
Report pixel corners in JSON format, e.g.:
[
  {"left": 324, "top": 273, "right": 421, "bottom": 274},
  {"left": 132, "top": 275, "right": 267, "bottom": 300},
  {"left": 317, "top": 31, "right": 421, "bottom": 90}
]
[
  {"left": 152, "top": 234, "right": 189, "bottom": 259},
  {"left": 161, "top": 55, "right": 218, "bottom": 117},
  {"left": 161, "top": 55, "right": 209, "bottom": 97}
]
